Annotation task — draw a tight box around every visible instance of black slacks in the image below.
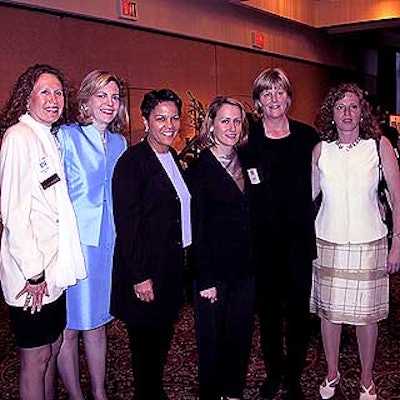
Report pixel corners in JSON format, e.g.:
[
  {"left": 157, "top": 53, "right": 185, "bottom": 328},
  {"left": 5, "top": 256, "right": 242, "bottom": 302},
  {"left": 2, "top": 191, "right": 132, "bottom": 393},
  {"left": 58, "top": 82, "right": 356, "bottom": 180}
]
[
  {"left": 194, "top": 277, "right": 255, "bottom": 400},
  {"left": 126, "top": 321, "right": 174, "bottom": 400},
  {"left": 255, "top": 241, "right": 312, "bottom": 386}
]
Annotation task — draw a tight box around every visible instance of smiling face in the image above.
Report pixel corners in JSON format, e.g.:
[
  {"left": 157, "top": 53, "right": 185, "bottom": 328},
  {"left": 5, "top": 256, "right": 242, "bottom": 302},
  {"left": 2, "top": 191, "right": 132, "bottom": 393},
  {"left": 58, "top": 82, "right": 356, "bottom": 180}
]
[
  {"left": 333, "top": 91, "right": 361, "bottom": 142},
  {"left": 259, "top": 84, "right": 290, "bottom": 120},
  {"left": 86, "top": 80, "right": 120, "bottom": 133},
  {"left": 27, "top": 73, "right": 64, "bottom": 126},
  {"left": 144, "top": 101, "right": 181, "bottom": 153},
  {"left": 212, "top": 103, "right": 243, "bottom": 152}
]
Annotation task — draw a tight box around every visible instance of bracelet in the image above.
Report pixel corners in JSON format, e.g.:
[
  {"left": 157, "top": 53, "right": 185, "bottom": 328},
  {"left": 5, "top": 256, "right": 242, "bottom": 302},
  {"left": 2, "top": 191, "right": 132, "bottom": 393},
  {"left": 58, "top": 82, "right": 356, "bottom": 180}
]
[{"left": 27, "top": 272, "right": 45, "bottom": 285}]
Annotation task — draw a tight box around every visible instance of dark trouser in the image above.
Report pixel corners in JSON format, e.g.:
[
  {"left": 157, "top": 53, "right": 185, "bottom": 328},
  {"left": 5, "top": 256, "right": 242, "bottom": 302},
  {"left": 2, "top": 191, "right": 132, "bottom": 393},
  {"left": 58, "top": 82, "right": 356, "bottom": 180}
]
[
  {"left": 194, "top": 277, "right": 255, "bottom": 400},
  {"left": 126, "top": 321, "right": 174, "bottom": 400},
  {"left": 256, "top": 245, "right": 312, "bottom": 387}
]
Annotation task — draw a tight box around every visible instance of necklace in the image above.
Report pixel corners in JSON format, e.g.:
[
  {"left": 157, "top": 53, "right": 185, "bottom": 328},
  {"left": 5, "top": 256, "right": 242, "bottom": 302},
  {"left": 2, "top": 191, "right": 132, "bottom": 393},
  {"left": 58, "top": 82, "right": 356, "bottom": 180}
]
[
  {"left": 211, "top": 148, "right": 245, "bottom": 192},
  {"left": 335, "top": 136, "right": 361, "bottom": 151}
]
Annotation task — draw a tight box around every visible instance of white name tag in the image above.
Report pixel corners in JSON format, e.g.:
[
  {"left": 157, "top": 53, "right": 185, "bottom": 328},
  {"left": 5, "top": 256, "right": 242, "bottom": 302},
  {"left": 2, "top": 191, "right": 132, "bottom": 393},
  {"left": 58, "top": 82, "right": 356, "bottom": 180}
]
[
  {"left": 247, "top": 168, "right": 261, "bottom": 184},
  {"left": 38, "top": 156, "right": 60, "bottom": 189}
]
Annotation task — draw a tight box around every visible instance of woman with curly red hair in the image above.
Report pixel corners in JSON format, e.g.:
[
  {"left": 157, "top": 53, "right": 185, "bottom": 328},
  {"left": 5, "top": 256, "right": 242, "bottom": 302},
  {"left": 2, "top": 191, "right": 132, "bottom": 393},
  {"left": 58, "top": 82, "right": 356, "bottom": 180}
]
[{"left": 311, "top": 83, "right": 400, "bottom": 400}]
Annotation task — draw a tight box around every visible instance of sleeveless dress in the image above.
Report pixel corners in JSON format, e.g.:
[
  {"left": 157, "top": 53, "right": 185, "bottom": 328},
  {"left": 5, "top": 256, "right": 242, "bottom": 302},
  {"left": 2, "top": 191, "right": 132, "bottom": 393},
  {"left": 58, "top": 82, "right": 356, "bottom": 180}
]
[
  {"left": 310, "top": 139, "right": 389, "bottom": 325},
  {"left": 59, "top": 124, "right": 127, "bottom": 330}
]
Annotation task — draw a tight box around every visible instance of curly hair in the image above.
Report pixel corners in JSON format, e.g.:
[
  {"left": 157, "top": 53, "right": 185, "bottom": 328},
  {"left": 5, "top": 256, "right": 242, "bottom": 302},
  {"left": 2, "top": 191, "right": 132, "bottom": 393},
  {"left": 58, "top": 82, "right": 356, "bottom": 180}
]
[
  {"left": 197, "top": 96, "right": 249, "bottom": 150},
  {"left": 315, "top": 82, "right": 381, "bottom": 142},
  {"left": 252, "top": 67, "right": 293, "bottom": 115},
  {"left": 77, "top": 70, "right": 129, "bottom": 134},
  {"left": 0, "top": 64, "right": 75, "bottom": 137},
  {"left": 140, "top": 89, "right": 182, "bottom": 121}
]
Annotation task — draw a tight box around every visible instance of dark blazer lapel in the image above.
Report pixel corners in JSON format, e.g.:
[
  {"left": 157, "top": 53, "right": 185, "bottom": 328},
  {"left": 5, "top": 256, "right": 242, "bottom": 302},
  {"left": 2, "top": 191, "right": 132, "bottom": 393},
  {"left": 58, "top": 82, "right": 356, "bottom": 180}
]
[
  {"left": 204, "top": 148, "right": 248, "bottom": 199},
  {"left": 142, "top": 139, "right": 180, "bottom": 196}
]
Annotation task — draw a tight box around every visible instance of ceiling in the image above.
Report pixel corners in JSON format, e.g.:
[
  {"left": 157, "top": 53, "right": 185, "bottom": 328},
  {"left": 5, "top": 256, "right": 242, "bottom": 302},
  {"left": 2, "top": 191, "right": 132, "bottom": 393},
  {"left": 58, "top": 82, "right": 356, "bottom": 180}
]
[{"left": 232, "top": 0, "right": 400, "bottom": 51}]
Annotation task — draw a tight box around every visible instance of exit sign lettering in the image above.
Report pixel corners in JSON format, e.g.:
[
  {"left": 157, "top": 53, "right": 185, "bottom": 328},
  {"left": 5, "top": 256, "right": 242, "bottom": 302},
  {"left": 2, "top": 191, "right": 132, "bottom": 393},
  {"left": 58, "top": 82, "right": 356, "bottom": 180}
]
[{"left": 118, "top": 0, "right": 138, "bottom": 21}]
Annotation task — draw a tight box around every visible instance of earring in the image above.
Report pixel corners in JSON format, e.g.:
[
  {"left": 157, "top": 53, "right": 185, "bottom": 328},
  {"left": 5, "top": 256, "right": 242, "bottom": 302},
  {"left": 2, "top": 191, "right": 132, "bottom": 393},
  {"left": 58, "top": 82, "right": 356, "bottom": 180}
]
[
  {"left": 81, "top": 104, "right": 89, "bottom": 112},
  {"left": 331, "top": 120, "right": 335, "bottom": 125},
  {"left": 144, "top": 126, "right": 149, "bottom": 133},
  {"left": 210, "top": 127, "right": 214, "bottom": 133},
  {"left": 360, "top": 117, "right": 364, "bottom": 122}
]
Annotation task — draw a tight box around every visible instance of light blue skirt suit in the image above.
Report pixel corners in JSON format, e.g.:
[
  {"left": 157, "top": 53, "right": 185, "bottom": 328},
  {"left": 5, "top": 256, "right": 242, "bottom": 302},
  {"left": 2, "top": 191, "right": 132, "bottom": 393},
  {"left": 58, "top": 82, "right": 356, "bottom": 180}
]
[{"left": 58, "top": 124, "right": 127, "bottom": 330}]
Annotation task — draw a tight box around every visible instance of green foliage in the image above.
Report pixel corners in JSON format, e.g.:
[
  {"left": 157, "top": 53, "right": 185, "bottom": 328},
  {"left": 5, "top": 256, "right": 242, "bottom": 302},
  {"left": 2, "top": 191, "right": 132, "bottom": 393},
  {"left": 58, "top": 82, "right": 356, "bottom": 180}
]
[{"left": 187, "top": 91, "right": 206, "bottom": 132}]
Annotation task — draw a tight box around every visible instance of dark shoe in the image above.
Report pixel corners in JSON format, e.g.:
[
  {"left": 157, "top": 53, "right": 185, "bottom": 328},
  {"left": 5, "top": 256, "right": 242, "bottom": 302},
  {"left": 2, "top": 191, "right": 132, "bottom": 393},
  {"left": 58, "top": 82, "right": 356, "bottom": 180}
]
[
  {"left": 260, "top": 378, "right": 280, "bottom": 399},
  {"left": 161, "top": 390, "right": 170, "bottom": 400},
  {"left": 220, "top": 397, "right": 242, "bottom": 400},
  {"left": 286, "top": 382, "right": 305, "bottom": 400},
  {"left": 85, "top": 392, "right": 94, "bottom": 400}
]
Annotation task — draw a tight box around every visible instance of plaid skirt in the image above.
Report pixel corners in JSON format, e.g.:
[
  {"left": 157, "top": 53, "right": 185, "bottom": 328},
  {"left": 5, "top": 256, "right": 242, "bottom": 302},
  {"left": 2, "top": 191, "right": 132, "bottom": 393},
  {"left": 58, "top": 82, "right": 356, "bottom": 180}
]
[{"left": 310, "top": 237, "right": 389, "bottom": 325}]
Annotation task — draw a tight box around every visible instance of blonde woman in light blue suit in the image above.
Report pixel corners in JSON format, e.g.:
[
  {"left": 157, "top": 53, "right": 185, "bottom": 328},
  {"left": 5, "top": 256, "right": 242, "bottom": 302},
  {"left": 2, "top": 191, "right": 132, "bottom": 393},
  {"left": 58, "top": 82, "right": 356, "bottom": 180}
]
[{"left": 57, "top": 70, "right": 128, "bottom": 400}]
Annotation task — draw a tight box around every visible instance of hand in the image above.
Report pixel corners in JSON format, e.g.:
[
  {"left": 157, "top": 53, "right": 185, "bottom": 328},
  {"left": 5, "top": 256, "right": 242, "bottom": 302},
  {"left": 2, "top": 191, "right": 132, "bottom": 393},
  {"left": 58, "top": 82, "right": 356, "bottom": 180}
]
[
  {"left": 15, "top": 280, "right": 49, "bottom": 314},
  {"left": 387, "top": 240, "right": 400, "bottom": 274},
  {"left": 200, "top": 287, "right": 217, "bottom": 303},
  {"left": 133, "top": 279, "right": 154, "bottom": 302}
]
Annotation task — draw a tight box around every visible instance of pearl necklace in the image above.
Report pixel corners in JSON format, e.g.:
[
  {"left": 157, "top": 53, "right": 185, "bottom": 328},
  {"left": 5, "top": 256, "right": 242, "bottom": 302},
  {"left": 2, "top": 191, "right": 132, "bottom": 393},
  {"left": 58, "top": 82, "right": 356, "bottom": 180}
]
[{"left": 335, "top": 136, "right": 361, "bottom": 151}]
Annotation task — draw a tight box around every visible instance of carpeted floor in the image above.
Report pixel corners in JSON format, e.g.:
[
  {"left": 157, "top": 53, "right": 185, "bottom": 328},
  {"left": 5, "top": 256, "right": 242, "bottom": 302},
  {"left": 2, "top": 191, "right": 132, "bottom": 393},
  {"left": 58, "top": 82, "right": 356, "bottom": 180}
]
[{"left": 1, "top": 275, "right": 400, "bottom": 399}]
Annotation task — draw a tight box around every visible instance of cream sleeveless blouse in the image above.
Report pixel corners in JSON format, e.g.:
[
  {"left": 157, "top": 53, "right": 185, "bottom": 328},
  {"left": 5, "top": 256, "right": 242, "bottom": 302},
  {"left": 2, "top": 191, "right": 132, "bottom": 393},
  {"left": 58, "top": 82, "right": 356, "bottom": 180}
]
[{"left": 315, "top": 138, "right": 387, "bottom": 244}]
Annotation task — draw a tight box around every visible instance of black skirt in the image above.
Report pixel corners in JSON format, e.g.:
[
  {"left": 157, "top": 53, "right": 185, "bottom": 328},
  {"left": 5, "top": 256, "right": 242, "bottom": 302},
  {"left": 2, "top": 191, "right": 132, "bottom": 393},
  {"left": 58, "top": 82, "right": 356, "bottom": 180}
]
[{"left": 8, "top": 293, "right": 66, "bottom": 348}]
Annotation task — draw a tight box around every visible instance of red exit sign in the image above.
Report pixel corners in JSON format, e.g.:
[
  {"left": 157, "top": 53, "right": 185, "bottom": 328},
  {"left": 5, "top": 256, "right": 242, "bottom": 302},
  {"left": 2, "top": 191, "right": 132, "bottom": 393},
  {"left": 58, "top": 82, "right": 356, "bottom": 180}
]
[
  {"left": 118, "top": 0, "right": 138, "bottom": 20},
  {"left": 251, "top": 31, "right": 265, "bottom": 49}
]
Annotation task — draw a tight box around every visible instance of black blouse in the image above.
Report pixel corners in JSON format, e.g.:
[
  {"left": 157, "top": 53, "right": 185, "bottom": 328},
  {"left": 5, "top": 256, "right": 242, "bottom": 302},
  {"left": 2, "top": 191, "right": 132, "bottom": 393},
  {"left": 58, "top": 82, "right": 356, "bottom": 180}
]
[{"left": 240, "top": 117, "right": 319, "bottom": 260}]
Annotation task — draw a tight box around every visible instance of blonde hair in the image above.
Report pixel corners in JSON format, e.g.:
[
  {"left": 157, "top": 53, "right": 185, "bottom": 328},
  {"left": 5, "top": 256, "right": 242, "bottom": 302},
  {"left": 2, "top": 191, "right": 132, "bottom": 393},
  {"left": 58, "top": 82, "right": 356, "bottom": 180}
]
[
  {"left": 252, "top": 68, "right": 293, "bottom": 115},
  {"left": 77, "top": 70, "right": 128, "bottom": 133},
  {"left": 197, "top": 96, "right": 249, "bottom": 150}
]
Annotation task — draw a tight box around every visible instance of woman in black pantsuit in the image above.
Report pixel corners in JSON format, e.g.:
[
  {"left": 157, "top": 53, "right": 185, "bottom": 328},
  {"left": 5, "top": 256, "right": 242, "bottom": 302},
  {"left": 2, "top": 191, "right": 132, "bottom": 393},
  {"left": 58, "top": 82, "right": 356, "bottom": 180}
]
[
  {"left": 242, "top": 68, "right": 319, "bottom": 400},
  {"left": 111, "top": 89, "right": 191, "bottom": 400},
  {"left": 187, "top": 96, "right": 254, "bottom": 400}
]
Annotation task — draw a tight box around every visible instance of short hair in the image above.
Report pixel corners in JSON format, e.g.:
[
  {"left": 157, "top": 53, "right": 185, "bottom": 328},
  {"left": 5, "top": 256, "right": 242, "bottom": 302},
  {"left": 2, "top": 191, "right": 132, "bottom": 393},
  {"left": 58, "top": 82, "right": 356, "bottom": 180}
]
[
  {"left": 77, "top": 70, "right": 128, "bottom": 133},
  {"left": 315, "top": 82, "right": 381, "bottom": 141},
  {"left": 252, "top": 68, "right": 293, "bottom": 114},
  {"left": 140, "top": 89, "right": 182, "bottom": 121},
  {"left": 0, "top": 64, "right": 75, "bottom": 137},
  {"left": 197, "top": 96, "right": 249, "bottom": 150}
]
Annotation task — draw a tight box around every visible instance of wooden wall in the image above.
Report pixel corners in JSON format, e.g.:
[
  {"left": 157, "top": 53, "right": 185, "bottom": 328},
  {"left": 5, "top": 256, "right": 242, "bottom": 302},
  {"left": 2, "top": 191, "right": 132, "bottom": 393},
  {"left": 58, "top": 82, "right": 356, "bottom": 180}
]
[
  {"left": 0, "top": 4, "right": 358, "bottom": 147},
  {"left": 3, "top": 0, "right": 359, "bottom": 69}
]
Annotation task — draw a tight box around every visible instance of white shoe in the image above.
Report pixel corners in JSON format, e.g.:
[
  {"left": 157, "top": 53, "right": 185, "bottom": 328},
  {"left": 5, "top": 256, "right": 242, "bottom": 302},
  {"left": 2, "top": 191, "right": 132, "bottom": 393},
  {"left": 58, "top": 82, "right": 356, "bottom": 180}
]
[
  {"left": 319, "top": 372, "right": 340, "bottom": 399},
  {"left": 359, "top": 382, "right": 377, "bottom": 400}
]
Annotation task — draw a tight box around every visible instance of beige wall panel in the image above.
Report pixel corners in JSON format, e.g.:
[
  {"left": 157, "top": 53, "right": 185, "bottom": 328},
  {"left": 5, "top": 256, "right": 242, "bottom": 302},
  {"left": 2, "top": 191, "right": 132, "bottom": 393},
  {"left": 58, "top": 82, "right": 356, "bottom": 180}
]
[
  {"left": 0, "top": 5, "right": 354, "bottom": 144},
  {"left": 232, "top": 0, "right": 315, "bottom": 25},
  {"left": 57, "top": 17, "right": 217, "bottom": 145},
  {"left": 2, "top": 0, "right": 357, "bottom": 68},
  {"left": 215, "top": 46, "right": 335, "bottom": 125},
  {"left": 234, "top": 0, "right": 400, "bottom": 28},
  {"left": 0, "top": 8, "right": 64, "bottom": 101},
  {"left": 314, "top": 0, "right": 400, "bottom": 27},
  {"left": 0, "top": 7, "right": 217, "bottom": 146}
]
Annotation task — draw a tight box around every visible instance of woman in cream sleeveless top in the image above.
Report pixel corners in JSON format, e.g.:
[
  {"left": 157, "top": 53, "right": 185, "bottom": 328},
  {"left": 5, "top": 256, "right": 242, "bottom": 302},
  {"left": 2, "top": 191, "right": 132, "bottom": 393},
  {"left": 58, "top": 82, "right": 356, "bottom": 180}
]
[{"left": 310, "top": 83, "right": 400, "bottom": 400}]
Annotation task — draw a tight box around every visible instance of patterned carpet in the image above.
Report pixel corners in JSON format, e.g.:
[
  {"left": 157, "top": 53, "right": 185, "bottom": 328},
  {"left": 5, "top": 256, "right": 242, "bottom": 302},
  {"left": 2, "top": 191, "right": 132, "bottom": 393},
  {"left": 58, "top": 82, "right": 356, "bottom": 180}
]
[{"left": 1, "top": 274, "right": 400, "bottom": 399}]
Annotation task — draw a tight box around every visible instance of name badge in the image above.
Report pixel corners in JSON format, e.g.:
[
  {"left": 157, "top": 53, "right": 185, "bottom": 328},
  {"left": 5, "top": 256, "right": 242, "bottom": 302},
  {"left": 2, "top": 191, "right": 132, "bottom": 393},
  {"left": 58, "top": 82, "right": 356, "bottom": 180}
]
[
  {"left": 38, "top": 156, "right": 60, "bottom": 190},
  {"left": 247, "top": 168, "right": 261, "bottom": 184}
]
